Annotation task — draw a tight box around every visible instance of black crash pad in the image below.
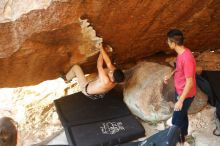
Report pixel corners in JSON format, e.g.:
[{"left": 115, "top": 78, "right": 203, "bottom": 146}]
[
  {"left": 201, "top": 71, "right": 220, "bottom": 104},
  {"left": 119, "top": 126, "right": 180, "bottom": 146},
  {"left": 201, "top": 71, "right": 220, "bottom": 121},
  {"left": 54, "top": 90, "right": 145, "bottom": 146},
  {"left": 196, "top": 74, "right": 214, "bottom": 106}
]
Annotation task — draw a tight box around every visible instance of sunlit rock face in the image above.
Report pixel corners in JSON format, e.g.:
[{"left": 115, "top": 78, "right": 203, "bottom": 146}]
[
  {"left": 0, "top": 79, "right": 65, "bottom": 145},
  {"left": 0, "top": 0, "right": 220, "bottom": 87},
  {"left": 0, "top": 74, "right": 97, "bottom": 145},
  {"left": 0, "top": 0, "right": 69, "bottom": 23}
]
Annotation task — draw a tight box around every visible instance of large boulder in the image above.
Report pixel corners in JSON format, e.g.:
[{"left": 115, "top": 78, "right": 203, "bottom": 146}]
[
  {"left": 124, "top": 62, "right": 173, "bottom": 122},
  {"left": 123, "top": 61, "right": 208, "bottom": 122},
  {"left": 188, "top": 87, "right": 208, "bottom": 114}
]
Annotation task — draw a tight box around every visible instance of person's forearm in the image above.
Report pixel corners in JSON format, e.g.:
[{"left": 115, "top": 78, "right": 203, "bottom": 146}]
[
  {"left": 179, "top": 79, "right": 193, "bottom": 102},
  {"left": 169, "top": 69, "right": 176, "bottom": 78},
  {"left": 101, "top": 48, "right": 112, "bottom": 67},
  {"left": 164, "top": 69, "right": 176, "bottom": 84},
  {"left": 97, "top": 53, "right": 103, "bottom": 69}
]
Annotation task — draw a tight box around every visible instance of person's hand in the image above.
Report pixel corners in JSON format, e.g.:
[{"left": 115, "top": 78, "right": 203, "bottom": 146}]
[
  {"left": 163, "top": 75, "right": 170, "bottom": 84},
  {"left": 104, "top": 45, "right": 113, "bottom": 52},
  {"left": 96, "top": 43, "right": 103, "bottom": 50},
  {"left": 174, "top": 100, "right": 183, "bottom": 111}
]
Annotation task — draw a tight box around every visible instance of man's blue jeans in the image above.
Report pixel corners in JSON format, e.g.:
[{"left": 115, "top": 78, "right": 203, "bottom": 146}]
[{"left": 172, "top": 92, "right": 194, "bottom": 142}]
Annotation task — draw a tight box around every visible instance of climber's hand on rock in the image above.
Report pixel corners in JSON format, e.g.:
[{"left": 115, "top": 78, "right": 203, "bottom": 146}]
[
  {"left": 96, "top": 43, "right": 103, "bottom": 50},
  {"left": 164, "top": 75, "right": 170, "bottom": 84}
]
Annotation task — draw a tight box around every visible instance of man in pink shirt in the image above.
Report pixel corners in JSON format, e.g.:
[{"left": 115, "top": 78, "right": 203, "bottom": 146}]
[{"left": 164, "top": 29, "right": 196, "bottom": 144}]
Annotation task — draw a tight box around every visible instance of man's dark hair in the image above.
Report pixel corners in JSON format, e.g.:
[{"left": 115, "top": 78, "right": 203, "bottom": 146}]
[
  {"left": 113, "top": 69, "right": 125, "bottom": 83},
  {"left": 0, "top": 117, "right": 17, "bottom": 146},
  {"left": 167, "top": 29, "right": 184, "bottom": 45}
]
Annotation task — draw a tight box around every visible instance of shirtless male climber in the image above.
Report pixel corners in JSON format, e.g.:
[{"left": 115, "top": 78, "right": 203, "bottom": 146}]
[{"left": 62, "top": 44, "right": 125, "bottom": 99}]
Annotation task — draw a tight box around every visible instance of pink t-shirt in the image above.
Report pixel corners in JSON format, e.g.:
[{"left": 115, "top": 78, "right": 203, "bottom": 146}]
[{"left": 174, "top": 48, "right": 196, "bottom": 98}]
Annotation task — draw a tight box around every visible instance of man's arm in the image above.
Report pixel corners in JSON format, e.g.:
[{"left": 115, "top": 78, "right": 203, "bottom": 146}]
[
  {"left": 164, "top": 69, "right": 176, "bottom": 84},
  {"left": 97, "top": 53, "right": 109, "bottom": 83},
  {"left": 174, "top": 77, "right": 193, "bottom": 111},
  {"left": 178, "top": 77, "right": 193, "bottom": 102},
  {"left": 169, "top": 69, "right": 176, "bottom": 78},
  {"left": 100, "top": 47, "right": 115, "bottom": 70}
]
